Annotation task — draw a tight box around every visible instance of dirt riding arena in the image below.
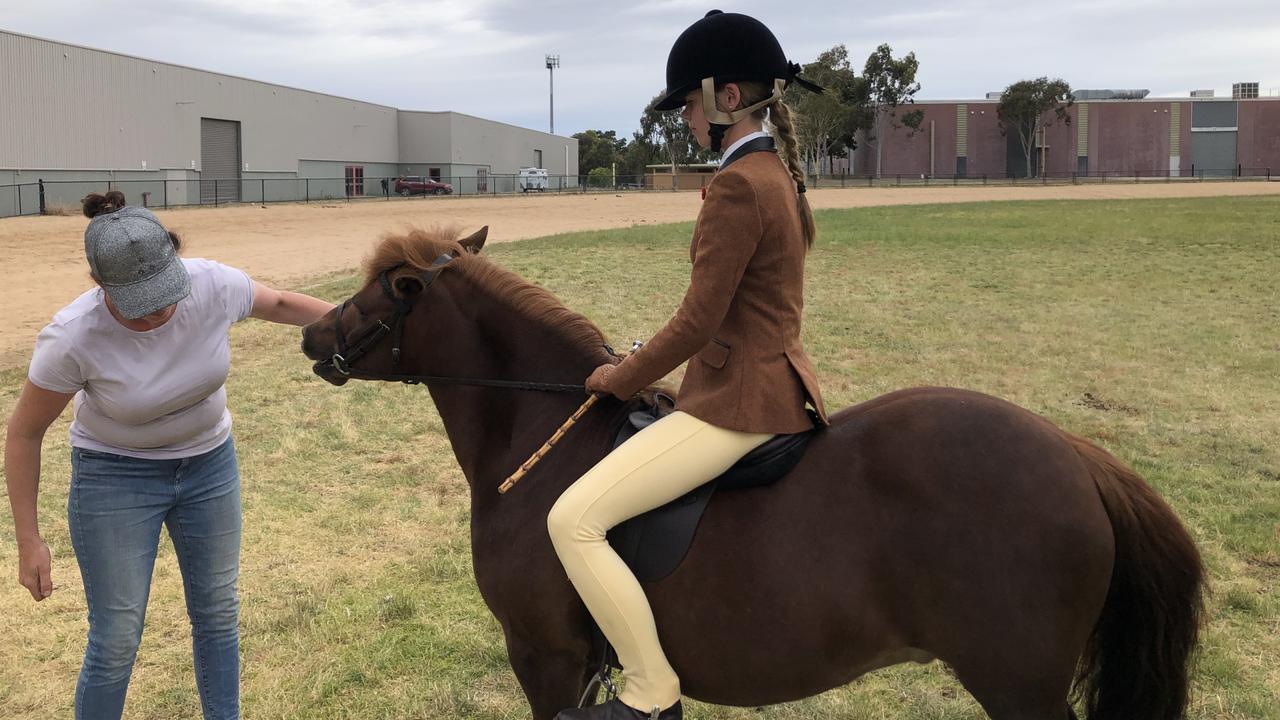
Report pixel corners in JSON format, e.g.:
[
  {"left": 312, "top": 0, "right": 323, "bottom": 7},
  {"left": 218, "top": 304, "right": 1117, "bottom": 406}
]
[{"left": 4, "top": 181, "right": 1279, "bottom": 370}]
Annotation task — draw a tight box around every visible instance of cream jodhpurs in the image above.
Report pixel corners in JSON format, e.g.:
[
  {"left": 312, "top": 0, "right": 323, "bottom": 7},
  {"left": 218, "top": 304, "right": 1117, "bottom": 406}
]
[{"left": 547, "top": 411, "right": 771, "bottom": 712}]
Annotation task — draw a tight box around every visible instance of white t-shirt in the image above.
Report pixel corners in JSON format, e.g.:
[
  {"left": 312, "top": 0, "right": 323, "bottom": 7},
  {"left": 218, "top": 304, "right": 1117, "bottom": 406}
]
[{"left": 28, "top": 258, "right": 255, "bottom": 460}]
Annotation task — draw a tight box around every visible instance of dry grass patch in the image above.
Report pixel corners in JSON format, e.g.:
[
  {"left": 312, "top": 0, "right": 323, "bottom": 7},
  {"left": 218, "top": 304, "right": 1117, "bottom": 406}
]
[{"left": 1, "top": 196, "right": 1277, "bottom": 718}]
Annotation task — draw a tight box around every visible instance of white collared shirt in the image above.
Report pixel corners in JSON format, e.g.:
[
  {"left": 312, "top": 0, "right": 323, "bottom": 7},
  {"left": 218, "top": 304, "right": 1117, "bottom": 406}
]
[{"left": 719, "top": 130, "right": 772, "bottom": 168}]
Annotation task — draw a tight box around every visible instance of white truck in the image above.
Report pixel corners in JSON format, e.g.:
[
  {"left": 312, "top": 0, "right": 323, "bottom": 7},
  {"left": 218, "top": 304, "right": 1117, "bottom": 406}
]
[{"left": 518, "top": 167, "right": 549, "bottom": 192}]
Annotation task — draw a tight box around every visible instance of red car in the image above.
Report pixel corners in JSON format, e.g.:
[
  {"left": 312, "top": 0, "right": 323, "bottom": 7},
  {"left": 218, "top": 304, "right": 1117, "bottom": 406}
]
[{"left": 395, "top": 176, "right": 453, "bottom": 196}]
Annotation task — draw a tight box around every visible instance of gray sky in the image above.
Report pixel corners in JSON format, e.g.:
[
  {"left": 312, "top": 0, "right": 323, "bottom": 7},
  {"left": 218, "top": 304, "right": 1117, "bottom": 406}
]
[{"left": 4, "top": 0, "right": 1278, "bottom": 138}]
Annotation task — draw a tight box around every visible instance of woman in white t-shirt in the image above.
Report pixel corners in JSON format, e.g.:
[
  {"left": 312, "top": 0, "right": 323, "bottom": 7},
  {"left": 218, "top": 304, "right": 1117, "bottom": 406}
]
[{"left": 4, "top": 191, "right": 334, "bottom": 720}]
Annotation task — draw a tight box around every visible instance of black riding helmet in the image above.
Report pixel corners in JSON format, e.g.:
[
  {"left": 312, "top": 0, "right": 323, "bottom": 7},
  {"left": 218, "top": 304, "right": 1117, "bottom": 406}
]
[
  {"left": 654, "top": 10, "right": 822, "bottom": 151},
  {"left": 654, "top": 10, "right": 819, "bottom": 111}
]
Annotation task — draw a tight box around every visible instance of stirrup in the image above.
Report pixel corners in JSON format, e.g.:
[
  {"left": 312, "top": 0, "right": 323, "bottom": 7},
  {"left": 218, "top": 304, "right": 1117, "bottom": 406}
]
[{"left": 576, "top": 665, "right": 619, "bottom": 708}]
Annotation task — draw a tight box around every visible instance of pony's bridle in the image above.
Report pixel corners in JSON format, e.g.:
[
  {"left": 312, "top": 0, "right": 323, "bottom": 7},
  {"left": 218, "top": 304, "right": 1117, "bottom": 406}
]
[
  {"left": 312, "top": 252, "right": 590, "bottom": 394},
  {"left": 324, "top": 253, "right": 452, "bottom": 377}
]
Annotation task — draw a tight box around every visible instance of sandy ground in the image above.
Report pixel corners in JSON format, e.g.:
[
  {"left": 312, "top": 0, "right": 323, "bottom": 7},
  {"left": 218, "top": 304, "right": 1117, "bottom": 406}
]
[{"left": 3, "top": 181, "right": 1279, "bottom": 371}]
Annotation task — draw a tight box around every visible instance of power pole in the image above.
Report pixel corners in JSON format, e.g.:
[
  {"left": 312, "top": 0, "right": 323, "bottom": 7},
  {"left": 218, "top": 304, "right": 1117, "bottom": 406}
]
[{"left": 546, "top": 54, "right": 560, "bottom": 135}]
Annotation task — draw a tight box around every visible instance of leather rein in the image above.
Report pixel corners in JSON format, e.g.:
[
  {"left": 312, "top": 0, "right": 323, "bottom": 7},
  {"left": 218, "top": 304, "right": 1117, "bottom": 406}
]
[{"left": 312, "top": 252, "right": 588, "bottom": 394}]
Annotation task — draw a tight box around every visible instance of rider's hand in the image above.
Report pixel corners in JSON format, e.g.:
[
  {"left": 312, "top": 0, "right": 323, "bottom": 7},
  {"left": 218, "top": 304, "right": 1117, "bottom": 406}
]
[
  {"left": 585, "top": 363, "right": 623, "bottom": 399},
  {"left": 17, "top": 537, "right": 53, "bottom": 602}
]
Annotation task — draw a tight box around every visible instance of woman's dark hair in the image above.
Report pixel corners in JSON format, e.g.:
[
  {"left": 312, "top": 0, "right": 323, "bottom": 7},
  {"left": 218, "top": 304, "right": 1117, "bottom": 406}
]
[
  {"left": 81, "top": 191, "right": 182, "bottom": 251},
  {"left": 81, "top": 190, "right": 127, "bottom": 219}
]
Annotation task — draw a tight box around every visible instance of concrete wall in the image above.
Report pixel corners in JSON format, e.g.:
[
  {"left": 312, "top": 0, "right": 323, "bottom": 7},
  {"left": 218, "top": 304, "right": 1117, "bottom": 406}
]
[
  {"left": 876, "top": 104, "right": 957, "bottom": 177},
  {"left": 1089, "top": 102, "right": 1171, "bottom": 176},
  {"left": 2, "top": 29, "right": 577, "bottom": 213},
  {"left": 1236, "top": 100, "right": 1280, "bottom": 173},
  {"left": 396, "top": 112, "right": 453, "bottom": 169},
  {"left": 1177, "top": 102, "right": 1194, "bottom": 175},
  {"left": 850, "top": 97, "right": 1278, "bottom": 180},
  {"left": 449, "top": 112, "right": 579, "bottom": 178},
  {"left": 1, "top": 30, "right": 399, "bottom": 174},
  {"left": 397, "top": 111, "right": 578, "bottom": 187},
  {"left": 963, "top": 104, "right": 1006, "bottom": 178}
]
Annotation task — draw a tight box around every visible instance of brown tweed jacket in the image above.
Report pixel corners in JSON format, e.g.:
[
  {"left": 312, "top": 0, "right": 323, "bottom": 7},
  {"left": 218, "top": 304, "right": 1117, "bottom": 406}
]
[{"left": 606, "top": 149, "right": 828, "bottom": 434}]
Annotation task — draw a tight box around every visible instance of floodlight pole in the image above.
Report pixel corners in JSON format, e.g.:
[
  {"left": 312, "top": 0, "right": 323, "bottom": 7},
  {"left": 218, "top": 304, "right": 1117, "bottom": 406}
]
[{"left": 546, "top": 54, "right": 560, "bottom": 135}]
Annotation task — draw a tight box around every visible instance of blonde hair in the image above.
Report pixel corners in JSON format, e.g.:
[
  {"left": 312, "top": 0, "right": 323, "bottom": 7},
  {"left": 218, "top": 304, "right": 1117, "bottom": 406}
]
[{"left": 734, "top": 82, "right": 816, "bottom": 248}]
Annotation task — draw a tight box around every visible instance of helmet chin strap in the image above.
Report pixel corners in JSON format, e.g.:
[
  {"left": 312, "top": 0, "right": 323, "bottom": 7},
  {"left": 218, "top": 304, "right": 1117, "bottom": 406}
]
[{"left": 701, "top": 77, "right": 785, "bottom": 152}]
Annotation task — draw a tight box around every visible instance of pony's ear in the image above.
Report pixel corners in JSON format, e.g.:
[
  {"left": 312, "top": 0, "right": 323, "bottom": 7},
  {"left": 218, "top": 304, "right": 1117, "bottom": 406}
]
[
  {"left": 394, "top": 273, "right": 425, "bottom": 296},
  {"left": 459, "top": 226, "right": 488, "bottom": 254}
]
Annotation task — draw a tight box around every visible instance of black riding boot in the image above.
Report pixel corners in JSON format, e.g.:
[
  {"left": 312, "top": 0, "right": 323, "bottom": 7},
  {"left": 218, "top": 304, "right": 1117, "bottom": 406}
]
[{"left": 554, "top": 698, "right": 682, "bottom": 720}]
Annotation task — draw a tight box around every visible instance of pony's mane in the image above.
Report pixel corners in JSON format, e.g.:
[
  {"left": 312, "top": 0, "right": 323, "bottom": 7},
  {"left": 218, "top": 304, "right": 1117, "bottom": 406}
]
[{"left": 365, "top": 227, "right": 612, "bottom": 364}]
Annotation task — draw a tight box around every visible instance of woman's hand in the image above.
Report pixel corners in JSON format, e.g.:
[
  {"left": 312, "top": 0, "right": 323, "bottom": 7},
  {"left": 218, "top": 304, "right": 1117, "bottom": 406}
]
[
  {"left": 585, "top": 363, "right": 624, "bottom": 399},
  {"left": 17, "top": 537, "right": 53, "bottom": 601}
]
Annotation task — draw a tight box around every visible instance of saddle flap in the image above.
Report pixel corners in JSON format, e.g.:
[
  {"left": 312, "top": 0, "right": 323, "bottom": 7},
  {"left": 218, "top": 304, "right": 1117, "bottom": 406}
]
[
  {"left": 604, "top": 401, "right": 821, "bottom": 583},
  {"left": 607, "top": 482, "right": 717, "bottom": 583}
]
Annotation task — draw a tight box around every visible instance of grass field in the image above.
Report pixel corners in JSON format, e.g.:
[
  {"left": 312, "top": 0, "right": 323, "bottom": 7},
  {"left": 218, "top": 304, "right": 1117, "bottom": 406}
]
[{"left": 2, "top": 196, "right": 1277, "bottom": 718}]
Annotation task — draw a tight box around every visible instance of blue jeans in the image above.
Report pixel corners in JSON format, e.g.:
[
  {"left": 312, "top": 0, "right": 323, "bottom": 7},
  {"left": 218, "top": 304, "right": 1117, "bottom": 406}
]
[{"left": 68, "top": 437, "right": 241, "bottom": 720}]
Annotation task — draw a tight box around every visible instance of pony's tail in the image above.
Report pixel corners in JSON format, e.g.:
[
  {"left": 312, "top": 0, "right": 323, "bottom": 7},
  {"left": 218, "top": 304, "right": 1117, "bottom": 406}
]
[{"left": 1065, "top": 432, "right": 1205, "bottom": 720}]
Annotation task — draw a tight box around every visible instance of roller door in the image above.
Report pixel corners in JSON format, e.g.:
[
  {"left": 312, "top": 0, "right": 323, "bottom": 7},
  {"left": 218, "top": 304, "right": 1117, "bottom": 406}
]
[{"left": 200, "top": 118, "right": 241, "bottom": 204}]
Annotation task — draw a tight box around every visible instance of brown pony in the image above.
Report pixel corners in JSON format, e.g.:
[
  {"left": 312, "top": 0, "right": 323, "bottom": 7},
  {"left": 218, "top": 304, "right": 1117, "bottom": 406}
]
[{"left": 301, "top": 227, "right": 1205, "bottom": 720}]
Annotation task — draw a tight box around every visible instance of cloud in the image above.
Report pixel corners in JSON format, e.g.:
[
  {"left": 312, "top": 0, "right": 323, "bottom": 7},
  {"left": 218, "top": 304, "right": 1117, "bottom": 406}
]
[{"left": 3, "top": 0, "right": 1278, "bottom": 135}]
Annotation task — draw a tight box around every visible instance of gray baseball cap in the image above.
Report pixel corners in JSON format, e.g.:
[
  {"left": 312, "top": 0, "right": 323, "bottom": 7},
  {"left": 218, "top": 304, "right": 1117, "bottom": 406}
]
[{"left": 84, "top": 206, "right": 191, "bottom": 320}]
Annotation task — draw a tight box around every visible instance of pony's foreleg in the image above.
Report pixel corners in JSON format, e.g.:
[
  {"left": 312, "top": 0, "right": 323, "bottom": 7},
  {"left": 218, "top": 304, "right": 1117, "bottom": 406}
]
[{"left": 506, "top": 637, "right": 594, "bottom": 720}]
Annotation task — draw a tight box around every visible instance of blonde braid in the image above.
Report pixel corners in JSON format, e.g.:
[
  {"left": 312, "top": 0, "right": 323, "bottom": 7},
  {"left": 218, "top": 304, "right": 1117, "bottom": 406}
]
[{"left": 767, "top": 100, "right": 816, "bottom": 248}]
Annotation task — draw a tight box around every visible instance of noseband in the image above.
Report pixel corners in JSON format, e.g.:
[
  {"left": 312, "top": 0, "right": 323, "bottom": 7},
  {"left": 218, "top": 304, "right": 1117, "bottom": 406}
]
[
  {"left": 313, "top": 252, "right": 591, "bottom": 394},
  {"left": 326, "top": 253, "right": 452, "bottom": 376}
]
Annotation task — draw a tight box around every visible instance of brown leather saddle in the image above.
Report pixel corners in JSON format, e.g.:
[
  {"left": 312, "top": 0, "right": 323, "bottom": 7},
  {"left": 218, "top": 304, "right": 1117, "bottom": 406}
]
[{"left": 605, "top": 396, "right": 820, "bottom": 583}]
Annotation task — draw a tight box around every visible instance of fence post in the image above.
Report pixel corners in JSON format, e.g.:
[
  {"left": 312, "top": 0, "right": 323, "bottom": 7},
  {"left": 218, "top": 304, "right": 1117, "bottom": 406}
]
[
  {"left": 16, "top": 184, "right": 21, "bottom": 216},
  {"left": 261, "top": 178, "right": 266, "bottom": 207},
  {"left": 305, "top": 178, "right": 310, "bottom": 203},
  {"left": 38, "top": 179, "right": 46, "bottom": 215},
  {"left": 214, "top": 179, "right": 219, "bottom": 207},
  {"left": 163, "top": 180, "right": 169, "bottom": 209}
]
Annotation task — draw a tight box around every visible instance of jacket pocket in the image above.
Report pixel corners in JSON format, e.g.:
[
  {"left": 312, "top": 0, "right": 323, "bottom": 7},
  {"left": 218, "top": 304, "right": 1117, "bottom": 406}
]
[{"left": 697, "top": 338, "right": 730, "bottom": 369}]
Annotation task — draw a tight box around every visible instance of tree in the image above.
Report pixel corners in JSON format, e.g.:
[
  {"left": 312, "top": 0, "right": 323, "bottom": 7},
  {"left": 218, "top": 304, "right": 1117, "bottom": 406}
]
[
  {"left": 587, "top": 166, "right": 613, "bottom": 188},
  {"left": 571, "top": 129, "right": 626, "bottom": 176},
  {"left": 640, "top": 93, "right": 697, "bottom": 169},
  {"left": 638, "top": 93, "right": 713, "bottom": 188},
  {"left": 997, "top": 77, "right": 1073, "bottom": 179},
  {"left": 784, "top": 45, "right": 861, "bottom": 179},
  {"left": 619, "top": 131, "right": 662, "bottom": 183},
  {"left": 844, "top": 44, "right": 924, "bottom": 177}
]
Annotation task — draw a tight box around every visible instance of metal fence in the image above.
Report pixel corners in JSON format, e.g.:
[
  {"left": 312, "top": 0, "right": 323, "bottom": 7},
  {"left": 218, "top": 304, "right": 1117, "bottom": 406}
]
[
  {"left": 803, "top": 166, "right": 1275, "bottom": 188},
  {"left": 1, "top": 167, "right": 1274, "bottom": 219},
  {"left": 0, "top": 174, "right": 588, "bottom": 218}
]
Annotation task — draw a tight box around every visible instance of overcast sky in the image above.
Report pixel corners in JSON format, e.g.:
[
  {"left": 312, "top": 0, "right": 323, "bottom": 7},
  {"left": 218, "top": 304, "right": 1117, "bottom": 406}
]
[{"left": 4, "top": 0, "right": 1278, "bottom": 138}]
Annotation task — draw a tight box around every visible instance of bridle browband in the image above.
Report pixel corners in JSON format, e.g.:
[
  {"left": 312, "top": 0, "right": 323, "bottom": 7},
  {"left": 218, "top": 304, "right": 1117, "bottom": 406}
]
[{"left": 312, "top": 252, "right": 591, "bottom": 394}]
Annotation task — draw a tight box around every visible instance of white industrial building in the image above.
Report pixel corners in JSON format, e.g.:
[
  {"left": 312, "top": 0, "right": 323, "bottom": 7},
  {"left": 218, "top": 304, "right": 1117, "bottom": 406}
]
[{"left": 0, "top": 29, "right": 578, "bottom": 215}]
